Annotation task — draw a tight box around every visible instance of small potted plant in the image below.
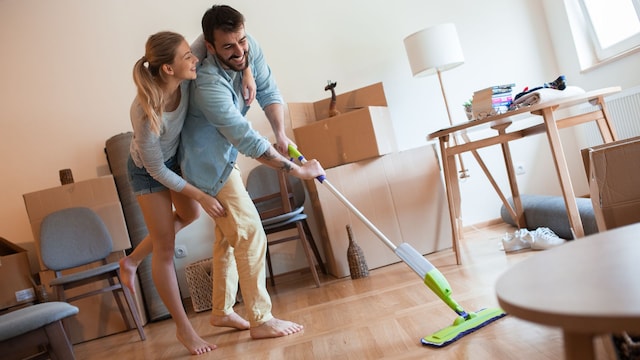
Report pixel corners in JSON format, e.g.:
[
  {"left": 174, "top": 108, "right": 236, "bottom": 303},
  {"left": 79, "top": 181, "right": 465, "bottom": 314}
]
[{"left": 463, "top": 99, "right": 473, "bottom": 120}]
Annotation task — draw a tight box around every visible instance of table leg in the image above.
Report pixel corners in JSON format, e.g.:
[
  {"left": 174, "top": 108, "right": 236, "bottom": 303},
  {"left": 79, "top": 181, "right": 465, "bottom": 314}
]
[
  {"left": 563, "top": 331, "right": 595, "bottom": 360},
  {"left": 595, "top": 95, "right": 618, "bottom": 142},
  {"left": 493, "top": 124, "right": 527, "bottom": 228},
  {"left": 439, "top": 136, "right": 463, "bottom": 265},
  {"left": 539, "top": 107, "right": 585, "bottom": 238}
]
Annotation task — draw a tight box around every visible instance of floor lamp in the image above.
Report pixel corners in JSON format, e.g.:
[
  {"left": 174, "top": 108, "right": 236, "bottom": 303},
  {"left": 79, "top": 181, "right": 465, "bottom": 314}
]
[{"left": 404, "top": 23, "right": 469, "bottom": 179}]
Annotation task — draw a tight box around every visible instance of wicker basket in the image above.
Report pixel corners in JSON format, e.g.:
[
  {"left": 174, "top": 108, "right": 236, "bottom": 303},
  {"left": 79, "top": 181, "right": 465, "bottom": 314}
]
[
  {"left": 612, "top": 332, "right": 640, "bottom": 360},
  {"left": 346, "top": 225, "right": 369, "bottom": 279},
  {"left": 184, "top": 258, "right": 213, "bottom": 312}
]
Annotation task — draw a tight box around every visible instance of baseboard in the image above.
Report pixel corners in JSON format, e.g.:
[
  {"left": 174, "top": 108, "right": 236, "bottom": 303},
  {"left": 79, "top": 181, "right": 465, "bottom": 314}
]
[{"left": 463, "top": 218, "right": 506, "bottom": 231}]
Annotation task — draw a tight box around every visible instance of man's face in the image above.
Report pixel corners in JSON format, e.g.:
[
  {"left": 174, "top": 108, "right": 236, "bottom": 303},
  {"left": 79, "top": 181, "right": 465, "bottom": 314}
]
[{"left": 207, "top": 27, "right": 249, "bottom": 72}]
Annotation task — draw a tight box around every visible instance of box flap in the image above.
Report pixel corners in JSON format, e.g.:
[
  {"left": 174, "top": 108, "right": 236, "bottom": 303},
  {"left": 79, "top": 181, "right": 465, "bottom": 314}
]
[
  {"left": 0, "top": 237, "right": 26, "bottom": 255},
  {"left": 288, "top": 102, "right": 317, "bottom": 128},
  {"left": 312, "top": 82, "right": 387, "bottom": 121}
]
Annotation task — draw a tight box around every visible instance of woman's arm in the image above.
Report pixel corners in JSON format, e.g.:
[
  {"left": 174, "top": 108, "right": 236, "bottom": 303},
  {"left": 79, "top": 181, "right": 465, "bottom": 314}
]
[{"left": 242, "top": 66, "right": 256, "bottom": 105}]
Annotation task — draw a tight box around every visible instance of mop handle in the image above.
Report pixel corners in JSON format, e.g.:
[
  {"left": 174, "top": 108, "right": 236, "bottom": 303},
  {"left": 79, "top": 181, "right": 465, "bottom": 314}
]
[{"left": 288, "top": 145, "right": 398, "bottom": 252}]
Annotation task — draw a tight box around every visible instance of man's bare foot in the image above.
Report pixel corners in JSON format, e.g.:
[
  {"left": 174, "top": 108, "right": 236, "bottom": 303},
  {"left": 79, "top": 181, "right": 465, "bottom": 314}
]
[
  {"left": 118, "top": 256, "right": 137, "bottom": 294},
  {"left": 250, "top": 318, "right": 304, "bottom": 339},
  {"left": 176, "top": 329, "right": 217, "bottom": 355},
  {"left": 210, "top": 312, "right": 250, "bottom": 330}
]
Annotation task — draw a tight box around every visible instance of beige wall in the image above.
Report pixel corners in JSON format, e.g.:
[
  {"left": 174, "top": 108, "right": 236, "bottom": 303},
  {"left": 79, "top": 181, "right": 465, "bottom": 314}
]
[{"left": 2, "top": 0, "right": 639, "bottom": 280}]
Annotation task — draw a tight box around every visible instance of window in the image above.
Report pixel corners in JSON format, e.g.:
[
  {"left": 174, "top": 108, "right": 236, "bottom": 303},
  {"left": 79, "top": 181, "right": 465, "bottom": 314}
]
[{"left": 577, "top": 0, "right": 640, "bottom": 60}]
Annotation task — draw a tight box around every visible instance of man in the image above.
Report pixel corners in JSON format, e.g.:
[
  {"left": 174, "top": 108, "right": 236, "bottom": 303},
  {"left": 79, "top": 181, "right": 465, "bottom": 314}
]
[{"left": 180, "top": 4, "right": 325, "bottom": 339}]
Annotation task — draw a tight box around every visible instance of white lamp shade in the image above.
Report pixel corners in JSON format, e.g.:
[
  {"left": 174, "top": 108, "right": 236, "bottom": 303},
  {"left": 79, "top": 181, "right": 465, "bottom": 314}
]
[{"left": 404, "top": 23, "right": 464, "bottom": 77}]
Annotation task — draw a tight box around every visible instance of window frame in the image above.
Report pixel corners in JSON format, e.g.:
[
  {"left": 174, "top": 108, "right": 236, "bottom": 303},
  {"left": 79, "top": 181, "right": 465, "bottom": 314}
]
[{"left": 576, "top": 0, "right": 640, "bottom": 61}]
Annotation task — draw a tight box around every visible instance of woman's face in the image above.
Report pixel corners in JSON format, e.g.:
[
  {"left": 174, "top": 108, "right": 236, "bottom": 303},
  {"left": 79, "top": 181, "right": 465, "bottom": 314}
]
[{"left": 169, "top": 40, "right": 199, "bottom": 81}]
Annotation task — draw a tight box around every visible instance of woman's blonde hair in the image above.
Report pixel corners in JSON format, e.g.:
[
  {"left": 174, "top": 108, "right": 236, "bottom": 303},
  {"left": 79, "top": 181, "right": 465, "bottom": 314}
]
[{"left": 132, "top": 31, "right": 185, "bottom": 135}]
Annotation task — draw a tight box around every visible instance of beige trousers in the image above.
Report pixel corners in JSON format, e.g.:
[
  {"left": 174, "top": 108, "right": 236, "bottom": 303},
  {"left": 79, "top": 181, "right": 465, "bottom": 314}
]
[{"left": 210, "top": 166, "right": 272, "bottom": 326}]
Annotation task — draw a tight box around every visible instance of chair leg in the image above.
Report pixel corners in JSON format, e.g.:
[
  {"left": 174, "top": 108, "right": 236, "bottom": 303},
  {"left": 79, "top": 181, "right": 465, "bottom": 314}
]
[
  {"left": 116, "top": 271, "right": 146, "bottom": 341},
  {"left": 45, "top": 320, "right": 76, "bottom": 360},
  {"left": 303, "top": 220, "right": 327, "bottom": 274},
  {"left": 108, "top": 276, "right": 134, "bottom": 329},
  {"left": 266, "top": 246, "right": 276, "bottom": 287},
  {"left": 297, "top": 222, "right": 321, "bottom": 287},
  {"left": 52, "top": 285, "right": 75, "bottom": 342}
]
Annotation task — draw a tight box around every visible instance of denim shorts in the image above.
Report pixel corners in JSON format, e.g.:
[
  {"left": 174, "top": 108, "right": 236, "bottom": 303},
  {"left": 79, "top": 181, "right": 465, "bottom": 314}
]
[{"left": 127, "top": 155, "right": 181, "bottom": 196}]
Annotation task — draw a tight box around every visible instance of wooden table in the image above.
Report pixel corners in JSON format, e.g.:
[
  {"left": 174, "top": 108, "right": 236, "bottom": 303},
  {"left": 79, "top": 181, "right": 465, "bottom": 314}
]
[
  {"left": 428, "top": 87, "right": 620, "bottom": 264},
  {"left": 495, "top": 223, "right": 640, "bottom": 360}
]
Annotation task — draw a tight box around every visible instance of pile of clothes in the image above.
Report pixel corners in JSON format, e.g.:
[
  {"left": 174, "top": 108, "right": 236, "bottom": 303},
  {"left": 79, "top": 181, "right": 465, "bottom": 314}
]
[{"left": 510, "top": 75, "right": 585, "bottom": 109}]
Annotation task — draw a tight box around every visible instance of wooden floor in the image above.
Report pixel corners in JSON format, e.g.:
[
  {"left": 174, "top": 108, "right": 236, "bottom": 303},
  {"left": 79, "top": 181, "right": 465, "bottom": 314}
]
[{"left": 74, "top": 222, "right": 617, "bottom": 359}]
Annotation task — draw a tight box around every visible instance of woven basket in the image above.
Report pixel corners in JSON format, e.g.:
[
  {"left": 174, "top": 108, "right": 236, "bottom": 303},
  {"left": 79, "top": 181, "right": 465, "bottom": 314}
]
[
  {"left": 346, "top": 225, "right": 369, "bottom": 279},
  {"left": 612, "top": 332, "right": 640, "bottom": 360},
  {"left": 184, "top": 258, "right": 213, "bottom": 312}
]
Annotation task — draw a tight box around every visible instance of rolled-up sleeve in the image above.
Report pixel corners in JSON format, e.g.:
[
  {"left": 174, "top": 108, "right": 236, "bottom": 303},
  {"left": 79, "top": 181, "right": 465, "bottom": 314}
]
[{"left": 248, "top": 34, "right": 284, "bottom": 109}]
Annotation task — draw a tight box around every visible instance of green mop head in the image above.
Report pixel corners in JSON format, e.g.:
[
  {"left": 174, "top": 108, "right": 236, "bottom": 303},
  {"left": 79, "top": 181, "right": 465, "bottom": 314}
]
[
  {"left": 421, "top": 307, "right": 507, "bottom": 347},
  {"left": 420, "top": 265, "right": 506, "bottom": 347},
  {"left": 394, "top": 243, "right": 507, "bottom": 347}
]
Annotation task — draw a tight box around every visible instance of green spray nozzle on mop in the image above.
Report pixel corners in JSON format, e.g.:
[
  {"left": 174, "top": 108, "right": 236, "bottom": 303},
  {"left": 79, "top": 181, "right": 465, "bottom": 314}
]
[{"left": 288, "top": 145, "right": 326, "bottom": 183}]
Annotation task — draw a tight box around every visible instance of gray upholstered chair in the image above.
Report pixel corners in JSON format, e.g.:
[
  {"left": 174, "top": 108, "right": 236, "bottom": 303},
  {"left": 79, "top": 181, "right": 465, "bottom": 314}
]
[
  {"left": 0, "top": 301, "right": 79, "bottom": 360},
  {"left": 39, "top": 207, "right": 145, "bottom": 341},
  {"left": 246, "top": 165, "right": 326, "bottom": 287}
]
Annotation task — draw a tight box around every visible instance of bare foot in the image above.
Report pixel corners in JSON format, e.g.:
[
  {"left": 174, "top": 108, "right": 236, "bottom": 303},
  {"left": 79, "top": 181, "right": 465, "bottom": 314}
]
[
  {"left": 176, "top": 329, "right": 217, "bottom": 355},
  {"left": 250, "top": 318, "right": 304, "bottom": 339},
  {"left": 118, "top": 256, "right": 137, "bottom": 294},
  {"left": 210, "top": 312, "right": 250, "bottom": 330}
]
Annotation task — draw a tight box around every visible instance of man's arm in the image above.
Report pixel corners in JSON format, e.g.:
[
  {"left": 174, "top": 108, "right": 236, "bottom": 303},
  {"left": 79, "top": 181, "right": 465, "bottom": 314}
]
[
  {"left": 263, "top": 103, "right": 295, "bottom": 156},
  {"left": 256, "top": 145, "right": 325, "bottom": 181}
]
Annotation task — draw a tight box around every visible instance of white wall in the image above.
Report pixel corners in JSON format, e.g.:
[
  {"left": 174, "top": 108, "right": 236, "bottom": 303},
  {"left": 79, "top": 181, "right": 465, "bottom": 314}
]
[{"left": 2, "top": 0, "right": 638, "bottom": 282}]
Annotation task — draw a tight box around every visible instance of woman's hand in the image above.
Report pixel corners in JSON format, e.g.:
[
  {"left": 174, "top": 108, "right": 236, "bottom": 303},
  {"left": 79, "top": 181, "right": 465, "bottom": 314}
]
[
  {"left": 198, "top": 194, "right": 227, "bottom": 218},
  {"left": 242, "top": 67, "right": 256, "bottom": 105}
]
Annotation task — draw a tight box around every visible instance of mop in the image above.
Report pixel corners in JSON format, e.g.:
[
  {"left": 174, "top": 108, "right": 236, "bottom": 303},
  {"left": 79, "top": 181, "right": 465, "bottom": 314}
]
[{"left": 288, "top": 146, "right": 506, "bottom": 347}]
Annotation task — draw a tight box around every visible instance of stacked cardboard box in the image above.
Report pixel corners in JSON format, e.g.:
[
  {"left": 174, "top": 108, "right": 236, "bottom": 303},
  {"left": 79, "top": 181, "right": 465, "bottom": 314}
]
[
  {"left": 0, "top": 237, "right": 35, "bottom": 311},
  {"left": 288, "top": 82, "right": 397, "bottom": 169},
  {"left": 582, "top": 136, "right": 640, "bottom": 231}
]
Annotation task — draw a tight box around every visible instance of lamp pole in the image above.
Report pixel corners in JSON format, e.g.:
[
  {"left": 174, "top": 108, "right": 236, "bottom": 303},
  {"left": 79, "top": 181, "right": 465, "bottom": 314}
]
[{"left": 436, "top": 69, "right": 469, "bottom": 179}]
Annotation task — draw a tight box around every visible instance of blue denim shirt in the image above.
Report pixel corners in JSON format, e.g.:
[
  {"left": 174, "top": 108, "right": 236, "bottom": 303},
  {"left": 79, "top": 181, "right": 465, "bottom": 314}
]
[{"left": 180, "top": 34, "right": 284, "bottom": 196}]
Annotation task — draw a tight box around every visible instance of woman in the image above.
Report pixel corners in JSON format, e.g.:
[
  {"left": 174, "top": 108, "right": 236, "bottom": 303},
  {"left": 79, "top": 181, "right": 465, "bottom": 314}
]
[{"left": 122, "top": 31, "right": 254, "bottom": 355}]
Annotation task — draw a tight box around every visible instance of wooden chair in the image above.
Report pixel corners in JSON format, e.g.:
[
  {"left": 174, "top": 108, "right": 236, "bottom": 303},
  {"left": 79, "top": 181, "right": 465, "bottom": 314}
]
[
  {"left": 39, "top": 207, "right": 146, "bottom": 341},
  {"left": 0, "top": 301, "right": 79, "bottom": 360},
  {"left": 246, "top": 165, "right": 326, "bottom": 287}
]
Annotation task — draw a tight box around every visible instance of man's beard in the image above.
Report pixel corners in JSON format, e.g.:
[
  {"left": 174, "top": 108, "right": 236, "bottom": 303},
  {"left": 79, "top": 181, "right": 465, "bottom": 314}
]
[{"left": 217, "top": 51, "right": 249, "bottom": 72}]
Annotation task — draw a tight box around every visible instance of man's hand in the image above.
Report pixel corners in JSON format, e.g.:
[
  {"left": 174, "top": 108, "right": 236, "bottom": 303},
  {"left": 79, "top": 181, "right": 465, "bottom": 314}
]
[
  {"left": 296, "top": 159, "right": 326, "bottom": 180},
  {"left": 274, "top": 135, "right": 295, "bottom": 157}
]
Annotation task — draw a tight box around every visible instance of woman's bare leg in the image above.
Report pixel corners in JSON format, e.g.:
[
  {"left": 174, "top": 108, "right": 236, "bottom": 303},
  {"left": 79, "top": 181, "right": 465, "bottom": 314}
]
[
  {"left": 119, "top": 190, "right": 200, "bottom": 294},
  {"left": 137, "top": 190, "right": 214, "bottom": 355}
]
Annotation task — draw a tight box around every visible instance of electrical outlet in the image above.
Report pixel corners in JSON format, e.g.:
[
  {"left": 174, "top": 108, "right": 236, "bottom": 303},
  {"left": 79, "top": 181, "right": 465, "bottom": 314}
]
[
  {"left": 515, "top": 163, "right": 526, "bottom": 175},
  {"left": 174, "top": 245, "right": 188, "bottom": 258}
]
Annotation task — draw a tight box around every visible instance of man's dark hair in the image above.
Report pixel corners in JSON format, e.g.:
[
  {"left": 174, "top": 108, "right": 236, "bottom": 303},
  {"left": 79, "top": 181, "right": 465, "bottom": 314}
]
[{"left": 202, "top": 5, "right": 245, "bottom": 46}]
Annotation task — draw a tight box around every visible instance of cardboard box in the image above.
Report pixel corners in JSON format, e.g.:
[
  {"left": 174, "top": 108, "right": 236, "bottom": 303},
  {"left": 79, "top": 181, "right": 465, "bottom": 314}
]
[
  {"left": 289, "top": 82, "right": 397, "bottom": 169},
  {"left": 308, "top": 145, "right": 451, "bottom": 278},
  {"left": 585, "top": 136, "right": 640, "bottom": 231},
  {"left": 39, "top": 251, "right": 147, "bottom": 344},
  {"left": 580, "top": 135, "right": 640, "bottom": 179},
  {"left": 23, "top": 175, "right": 131, "bottom": 270},
  {"left": 0, "top": 237, "right": 36, "bottom": 310}
]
